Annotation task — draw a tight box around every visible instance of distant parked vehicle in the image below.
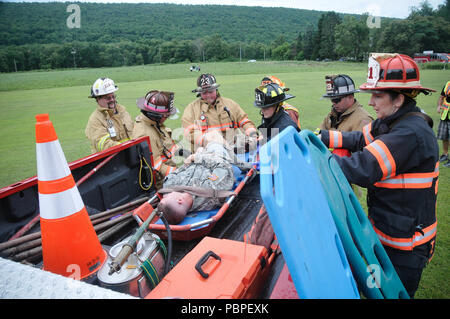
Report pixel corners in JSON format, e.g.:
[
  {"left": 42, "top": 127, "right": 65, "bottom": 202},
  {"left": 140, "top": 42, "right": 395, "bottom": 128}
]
[{"left": 413, "top": 52, "right": 449, "bottom": 63}]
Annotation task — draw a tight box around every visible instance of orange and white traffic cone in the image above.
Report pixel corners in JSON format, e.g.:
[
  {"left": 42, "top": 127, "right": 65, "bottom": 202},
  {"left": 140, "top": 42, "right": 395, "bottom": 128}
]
[{"left": 35, "top": 114, "right": 106, "bottom": 279}]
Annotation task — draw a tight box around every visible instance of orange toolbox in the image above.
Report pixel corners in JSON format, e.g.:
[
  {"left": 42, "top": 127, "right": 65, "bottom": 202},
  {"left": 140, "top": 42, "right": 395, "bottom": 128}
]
[{"left": 145, "top": 236, "right": 271, "bottom": 299}]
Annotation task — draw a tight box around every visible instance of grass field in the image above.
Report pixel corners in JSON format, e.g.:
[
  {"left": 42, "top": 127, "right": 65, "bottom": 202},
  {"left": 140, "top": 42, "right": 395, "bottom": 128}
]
[{"left": 0, "top": 61, "right": 448, "bottom": 298}]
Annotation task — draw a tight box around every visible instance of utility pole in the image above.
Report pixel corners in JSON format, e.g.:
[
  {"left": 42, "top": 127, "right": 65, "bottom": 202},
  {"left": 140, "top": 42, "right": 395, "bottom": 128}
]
[
  {"left": 239, "top": 44, "right": 242, "bottom": 62},
  {"left": 71, "top": 48, "right": 77, "bottom": 68}
]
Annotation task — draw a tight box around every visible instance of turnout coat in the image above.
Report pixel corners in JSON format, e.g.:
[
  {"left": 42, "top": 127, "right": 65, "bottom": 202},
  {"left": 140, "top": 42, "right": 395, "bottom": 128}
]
[
  {"left": 85, "top": 104, "right": 133, "bottom": 153},
  {"left": 132, "top": 114, "right": 178, "bottom": 190},
  {"left": 182, "top": 96, "right": 256, "bottom": 152},
  {"left": 319, "top": 100, "right": 373, "bottom": 133},
  {"left": 320, "top": 101, "right": 439, "bottom": 267}
]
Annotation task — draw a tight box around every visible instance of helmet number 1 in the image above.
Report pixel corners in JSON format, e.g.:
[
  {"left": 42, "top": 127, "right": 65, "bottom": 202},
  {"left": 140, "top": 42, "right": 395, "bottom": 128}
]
[
  {"left": 368, "top": 67, "right": 373, "bottom": 79},
  {"left": 366, "top": 56, "right": 380, "bottom": 87}
]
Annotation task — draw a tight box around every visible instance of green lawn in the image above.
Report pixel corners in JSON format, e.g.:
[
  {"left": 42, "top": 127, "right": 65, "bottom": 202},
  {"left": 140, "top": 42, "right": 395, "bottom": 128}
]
[{"left": 0, "top": 61, "right": 448, "bottom": 298}]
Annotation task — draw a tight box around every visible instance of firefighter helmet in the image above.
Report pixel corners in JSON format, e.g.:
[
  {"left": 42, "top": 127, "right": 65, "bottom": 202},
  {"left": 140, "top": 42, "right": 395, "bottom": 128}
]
[
  {"left": 192, "top": 74, "right": 220, "bottom": 93},
  {"left": 322, "top": 74, "right": 359, "bottom": 98},
  {"left": 137, "top": 90, "right": 177, "bottom": 119},
  {"left": 359, "top": 53, "right": 436, "bottom": 97},
  {"left": 261, "top": 76, "right": 290, "bottom": 91},
  {"left": 254, "top": 83, "right": 294, "bottom": 108},
  {"left": 89, "top": 77, "right": 118, "bottom": 98}
]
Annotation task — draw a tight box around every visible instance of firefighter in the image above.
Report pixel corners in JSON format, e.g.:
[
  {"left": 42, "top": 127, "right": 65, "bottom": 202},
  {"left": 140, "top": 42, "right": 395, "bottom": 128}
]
[
  {"left": 319, "top": 74, "right": 373, "bottom": 197},
  {"left": 319, "top": 74, "right": 373, "bottom": 133},
  {"left": 254, "top": 82, "right": 300, "bottom": 141},
  {"left": 132, "top": 90, "right": 180, "bottom": 190},
  {"left": 319, "top": 53, "right": 439, "bottom": 298},
  {"left": 260, "top": 76, "right": 301, "bottom": 128},
  {"left": 436, "top": 80, "right": 450, "bottom": 167},
  {"left": 85, "top": 77, "right": 133, "bottom": 153},
  {"left": 182, "top": 73, "right": 258, "bottom": 153},
  {"left": 243, "top": 83, "right": 300, "bottom": 252}
]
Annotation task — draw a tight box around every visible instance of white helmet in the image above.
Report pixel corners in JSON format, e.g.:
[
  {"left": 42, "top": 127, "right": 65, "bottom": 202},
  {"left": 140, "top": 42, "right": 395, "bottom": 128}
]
[{"left": 89, "top": 77, "right": 118, "bottom": 98}]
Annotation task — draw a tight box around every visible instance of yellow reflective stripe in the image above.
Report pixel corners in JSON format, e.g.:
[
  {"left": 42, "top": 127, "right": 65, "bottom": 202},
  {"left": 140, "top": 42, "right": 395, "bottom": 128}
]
[
  {"left": 444, "top": 81, "right": 450, "bottom": 96},
  {"left": 97, "top": 134, "right": 110, "bottom": 151}
]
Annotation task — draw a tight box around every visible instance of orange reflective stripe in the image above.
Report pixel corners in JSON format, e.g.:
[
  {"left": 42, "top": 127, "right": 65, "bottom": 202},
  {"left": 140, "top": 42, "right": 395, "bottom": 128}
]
[
  {"left": 363, "top": 123, "right": 373, "bottom": 145},
  {"left": 329, "top": 131, "right": 343, "bottom": 149},
  {"left": 238, "top": 117, "right": 250, "bottom": 127},
  {"left": 373, "top": 221, "right": 437, "bottom": 251},
  {"left": 153, "top": 157, "right": 163, "bottom": 170},
  {"left": 165, "top": 143, "right": 179, "bottom": 158},
  {"left": 204, "top": 122, "right": 235, "bottom": 130},
  {"left": 374, "top": 162, "right": 439, "bottom": 189},
  {"left": 365, "top": 140, "right": 396, "bottom": 180},
  {"left": 38, "top": 174, "right": 76, "bottom": 194},
  {"left": 165, "top": 165, "right": 176, "bottom": 176}
]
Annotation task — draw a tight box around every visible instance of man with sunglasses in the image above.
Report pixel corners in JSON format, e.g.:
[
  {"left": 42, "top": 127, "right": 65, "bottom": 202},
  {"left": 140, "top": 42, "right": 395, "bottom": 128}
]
[
  {"left": 319, "top": 74, "right": 373, "bottom": 134},
  {"left": 85, "top": 77, "right": 133, "bottom": 153}
]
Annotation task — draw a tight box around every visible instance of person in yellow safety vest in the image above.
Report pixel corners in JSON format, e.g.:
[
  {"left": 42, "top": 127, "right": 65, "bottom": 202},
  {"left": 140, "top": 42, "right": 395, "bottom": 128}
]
[
  {"left": 437, "top": 80, "right": 450, "bottom": 167},
  {"left": 261, "top": 76, "right": 301, "bottom": 129},
  {"left": 85, "top": 77, "right": 134, "bottom": 153},
  {"left": 182, "top": 74, "right": 258, "bottom": 153},
  {"left": 132, "top": 90, "right": 181, "bottom": 190}
]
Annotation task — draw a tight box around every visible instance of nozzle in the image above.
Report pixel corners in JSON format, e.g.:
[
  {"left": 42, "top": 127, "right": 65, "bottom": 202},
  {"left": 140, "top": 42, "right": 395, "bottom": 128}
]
[{"left": 108, "top": 244, "right": 134, "bottom": 275}]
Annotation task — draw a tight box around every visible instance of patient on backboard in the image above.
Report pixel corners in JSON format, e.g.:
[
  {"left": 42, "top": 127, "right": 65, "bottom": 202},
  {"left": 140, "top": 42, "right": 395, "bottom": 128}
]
[{"left": 157, "top": 131, "right": 237, "bottom": 224}]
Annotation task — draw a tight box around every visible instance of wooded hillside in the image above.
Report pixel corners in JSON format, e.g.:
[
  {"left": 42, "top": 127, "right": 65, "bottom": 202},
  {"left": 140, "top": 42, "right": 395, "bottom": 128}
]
[
  {"left": 0, "top": 2, "right": 324, "bottom": 45},
  {"left": 0, "top": 1, "right": 449, "bottom": 73}
]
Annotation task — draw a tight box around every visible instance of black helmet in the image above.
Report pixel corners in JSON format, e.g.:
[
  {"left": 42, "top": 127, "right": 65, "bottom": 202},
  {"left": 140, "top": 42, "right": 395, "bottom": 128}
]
[
  {"left": 322, "top": 74, "right": 360, "bottom": 98},
  {"left": 254, "top": 83, "right": 294, "bottom": 108},
  {"left": 192, "top": 74, "right": 220, "bottom": 93}
]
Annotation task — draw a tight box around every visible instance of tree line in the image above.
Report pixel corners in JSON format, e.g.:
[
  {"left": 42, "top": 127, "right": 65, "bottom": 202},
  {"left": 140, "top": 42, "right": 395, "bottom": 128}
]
[{"left": 0, "top": 1, "right": 449, "bottom": 73}]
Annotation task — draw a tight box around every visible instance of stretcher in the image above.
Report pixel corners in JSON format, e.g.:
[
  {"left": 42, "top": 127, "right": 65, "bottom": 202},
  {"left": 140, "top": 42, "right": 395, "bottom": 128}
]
[
  {"left": 259, "top": 127, "right": 360, "bottom": 299},
  {"left": 134, "top": 152, "right": 258, "bottom": 241},
  {"left": 299, "top": 130, "right": 409, "bottom": 299}
]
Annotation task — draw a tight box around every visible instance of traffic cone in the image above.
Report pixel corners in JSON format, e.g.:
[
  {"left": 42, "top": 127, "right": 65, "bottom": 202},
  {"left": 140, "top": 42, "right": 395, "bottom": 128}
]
[{"left": 35, "top": 114, "right": 106, "bottom": 279}]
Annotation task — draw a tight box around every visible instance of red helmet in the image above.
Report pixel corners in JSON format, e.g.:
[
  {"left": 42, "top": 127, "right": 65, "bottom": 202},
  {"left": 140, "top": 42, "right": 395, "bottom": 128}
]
[
  {"left": 137, "top": 90, "right": 177, "bottom": 118},
  {"left": 360, "top": 53, "right": 435, "bottom": 97}
]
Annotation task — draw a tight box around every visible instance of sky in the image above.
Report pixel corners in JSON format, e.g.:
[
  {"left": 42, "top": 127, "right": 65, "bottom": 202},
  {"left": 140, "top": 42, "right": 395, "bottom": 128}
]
[{"left": 3, "top": 0, "right": 447, "bottom": 19}]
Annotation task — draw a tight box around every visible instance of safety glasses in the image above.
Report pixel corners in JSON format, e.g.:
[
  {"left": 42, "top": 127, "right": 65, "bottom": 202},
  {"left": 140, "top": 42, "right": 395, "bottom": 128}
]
[{"left": 331, "top": 97, "right": 342, "bottom": 104}]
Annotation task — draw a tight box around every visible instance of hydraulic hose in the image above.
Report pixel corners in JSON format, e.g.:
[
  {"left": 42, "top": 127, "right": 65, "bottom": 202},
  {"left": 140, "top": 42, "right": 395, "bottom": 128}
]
[{"left": 159, "top": 214, "right": 172, "bottom": 276}]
